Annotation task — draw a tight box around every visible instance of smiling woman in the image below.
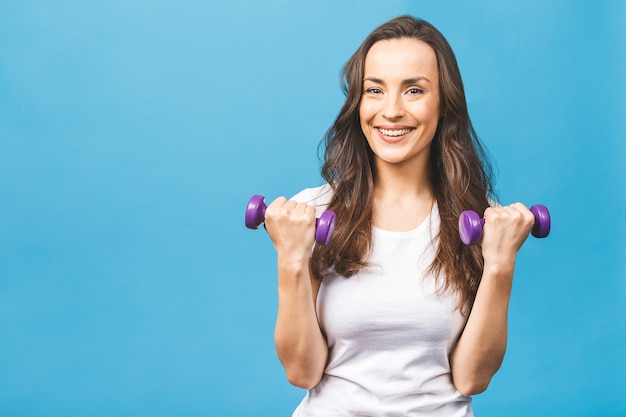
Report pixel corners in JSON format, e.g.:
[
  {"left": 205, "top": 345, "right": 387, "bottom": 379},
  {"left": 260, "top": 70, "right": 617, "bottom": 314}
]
[
  {"left": 261, "top": 15, "right": 539, "bottom": 417},
  {"left": 360, "top": 38, "right": 441, "bottom": 171}
]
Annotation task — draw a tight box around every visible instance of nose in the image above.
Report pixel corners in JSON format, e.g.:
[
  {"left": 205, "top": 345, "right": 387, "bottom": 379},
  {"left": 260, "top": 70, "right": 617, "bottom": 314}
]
[{"left": 382, "top": 93, "right": 405, "bottom": 120}]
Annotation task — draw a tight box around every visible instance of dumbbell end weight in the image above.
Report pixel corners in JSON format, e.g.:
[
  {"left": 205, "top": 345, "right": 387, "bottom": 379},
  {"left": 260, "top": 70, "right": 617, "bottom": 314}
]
[
  {"left": 245, "top": 195, "right": 267, "bottom": 230},
  {"left": 316, "top": 210, "right": 336, "bottom": 246},
  {"left": 458, "top": 210, "right": 485, "bottom": 246},
  {"left": 530, "top": 204, "right": 551, "bottom": 238}
]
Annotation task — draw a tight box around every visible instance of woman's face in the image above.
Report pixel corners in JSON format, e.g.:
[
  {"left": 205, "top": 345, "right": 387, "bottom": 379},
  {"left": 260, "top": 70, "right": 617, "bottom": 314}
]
[{"left": 359, "top": 38, "right": 441, "bottom": 170}]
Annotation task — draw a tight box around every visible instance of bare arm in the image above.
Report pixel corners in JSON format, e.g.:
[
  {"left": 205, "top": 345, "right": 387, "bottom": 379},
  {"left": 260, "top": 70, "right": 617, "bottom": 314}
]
[
  {"left": 265, "top": 197, "right": 328, "bottom": 389},
  {"left": 450, "top": 203, "right": 535, "bottom": 395}
]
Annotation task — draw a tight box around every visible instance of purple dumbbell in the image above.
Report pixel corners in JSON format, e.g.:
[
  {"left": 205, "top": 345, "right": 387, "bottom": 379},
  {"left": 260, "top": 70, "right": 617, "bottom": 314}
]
[
  {"left": 245, "top": 195, "right": 336, "bottom": 246},
  {"left": 458, "top": 204, "right": 551, "bottom": 246}
]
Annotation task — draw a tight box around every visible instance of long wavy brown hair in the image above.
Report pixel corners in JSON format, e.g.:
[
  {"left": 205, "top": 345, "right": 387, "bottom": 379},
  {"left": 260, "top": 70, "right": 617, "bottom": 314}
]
[{"left": 311, "top": 16, "right": 496, "bottom": 312}]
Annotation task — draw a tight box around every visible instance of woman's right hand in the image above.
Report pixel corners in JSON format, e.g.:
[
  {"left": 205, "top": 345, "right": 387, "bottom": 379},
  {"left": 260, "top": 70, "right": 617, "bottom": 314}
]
[
  {"left": 264, "top": 197, "right": 317, "bottom": 263},
  {"left": 268, "top": 197, "right": 328, "bottom": 389}
]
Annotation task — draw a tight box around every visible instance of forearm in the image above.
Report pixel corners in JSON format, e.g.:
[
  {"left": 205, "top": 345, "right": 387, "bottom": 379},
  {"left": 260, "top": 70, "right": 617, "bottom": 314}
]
[
  {"left": 450, "top": 261, "right": 514, "bottom": 395},
  {"left": 274, "top": 258, "right": 328, "bottom": 389}
]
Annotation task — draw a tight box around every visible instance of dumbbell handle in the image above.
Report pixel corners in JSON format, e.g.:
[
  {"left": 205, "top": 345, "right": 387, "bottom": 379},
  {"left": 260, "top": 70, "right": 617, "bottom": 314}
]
[
  {"left": 245, "top": 195, "right": 336, "bottom": 246},
  {"left": 459, "top": 204, "right": 550, "bottom": 246}
]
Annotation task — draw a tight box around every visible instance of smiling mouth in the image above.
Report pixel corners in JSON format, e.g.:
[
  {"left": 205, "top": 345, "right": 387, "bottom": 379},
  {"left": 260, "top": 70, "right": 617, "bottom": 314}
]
[{"left": 376, "top": 127, "right": 415, "bottom": 137}]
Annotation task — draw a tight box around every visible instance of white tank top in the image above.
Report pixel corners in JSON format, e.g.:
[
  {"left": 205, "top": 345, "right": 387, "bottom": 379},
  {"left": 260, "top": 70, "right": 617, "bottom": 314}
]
[{"left": 291, "top": 185, "right": 473, "bottom": 417}]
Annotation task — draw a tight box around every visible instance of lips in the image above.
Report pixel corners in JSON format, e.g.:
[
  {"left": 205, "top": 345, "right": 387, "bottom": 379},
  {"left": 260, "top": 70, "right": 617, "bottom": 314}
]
[
  {"left": 377, "top": 127, "right": 413, "bottom": 136},
  {"left": 375, "top": 127, "right": 415, "bottom": 142}
]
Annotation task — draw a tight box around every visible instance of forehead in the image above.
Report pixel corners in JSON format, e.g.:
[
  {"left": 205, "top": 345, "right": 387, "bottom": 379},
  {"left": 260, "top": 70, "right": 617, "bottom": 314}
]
[{"left": 364, "top": 38, "right": 438, "bottom": 80}]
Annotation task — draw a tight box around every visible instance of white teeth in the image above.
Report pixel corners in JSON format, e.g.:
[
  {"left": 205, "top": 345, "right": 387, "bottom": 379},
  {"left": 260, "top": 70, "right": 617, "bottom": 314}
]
[{"left": 378, "top": 128, "right": 412, "bottom": 137}]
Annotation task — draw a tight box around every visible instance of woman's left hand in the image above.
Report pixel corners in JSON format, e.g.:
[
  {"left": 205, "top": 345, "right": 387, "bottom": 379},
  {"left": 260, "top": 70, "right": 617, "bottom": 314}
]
[
  {"left": 452, "top": 202, "right": 535, "bottom": 395},
  {"left": 479, "top": 203, "right": 536, "bottom": 270}
]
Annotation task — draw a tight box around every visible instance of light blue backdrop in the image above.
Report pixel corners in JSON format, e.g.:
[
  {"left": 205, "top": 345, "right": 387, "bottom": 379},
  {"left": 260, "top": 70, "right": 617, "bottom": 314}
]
[{"left": 1, "top": 1, "right": 624, "bottom": 416}]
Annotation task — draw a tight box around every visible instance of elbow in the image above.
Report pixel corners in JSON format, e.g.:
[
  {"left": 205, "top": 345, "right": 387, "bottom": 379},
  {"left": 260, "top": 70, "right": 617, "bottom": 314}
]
[
  {"left": 450, "top": 348, "right": 505, "bottom": 396},
  {"left": 453, "top": 374, "right": 492, "bottom": 396},
  {"left": 455, "top": 379, "right": 490, "bottom": 396},
  {"left": 277, "top": 345, "right": 324, "bottom": 389},
  {"left": 275, "top": 336, "right": 327, "bottom": 390},
  {"left": 284, "top": 367, "right": 323, "bottom": 390}
]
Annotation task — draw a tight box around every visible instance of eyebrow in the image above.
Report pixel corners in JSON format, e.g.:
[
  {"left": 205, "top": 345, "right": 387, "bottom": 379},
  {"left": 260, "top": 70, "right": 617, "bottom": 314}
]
[{"left": 363, "top": 76, "right": 431, "bottom": 85}]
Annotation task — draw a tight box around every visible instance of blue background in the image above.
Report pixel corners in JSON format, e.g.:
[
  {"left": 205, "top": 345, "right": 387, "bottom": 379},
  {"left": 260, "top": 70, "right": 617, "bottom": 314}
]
[{"left": 1, "top": 1, "right": 624, "bottom": 416}]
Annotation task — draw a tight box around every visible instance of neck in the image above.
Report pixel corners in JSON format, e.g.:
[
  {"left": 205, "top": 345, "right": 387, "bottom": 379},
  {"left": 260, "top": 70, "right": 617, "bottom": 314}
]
[
  {"left": 373, "top": 157, "right": 434, "bottom": 202},
  {"left": 371, "top": 156, "right": 435, "bottom": 231}
]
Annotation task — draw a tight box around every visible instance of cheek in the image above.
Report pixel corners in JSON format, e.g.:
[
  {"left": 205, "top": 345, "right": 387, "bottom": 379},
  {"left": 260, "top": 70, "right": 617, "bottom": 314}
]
[
  {"left": 359, "top": 100, "right": 377, "bottom": 124},
  {"left": 410, "top": 101, "right": 440, "bottom": 124}
]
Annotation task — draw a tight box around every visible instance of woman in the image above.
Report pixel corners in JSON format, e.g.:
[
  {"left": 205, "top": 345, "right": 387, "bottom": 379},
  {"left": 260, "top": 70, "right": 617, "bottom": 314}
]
[{"left": 264, "top": 15, "right": 535, "bottom": 416}]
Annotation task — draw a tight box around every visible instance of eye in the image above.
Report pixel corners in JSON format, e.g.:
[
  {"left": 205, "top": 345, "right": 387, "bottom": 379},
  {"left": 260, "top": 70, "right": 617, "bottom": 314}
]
[
  {"left": 364, "top": 87, "right": 383, "bottom": 95},
  {"left": 407, "top": 87, "right": 425, "bottom": 95}
]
